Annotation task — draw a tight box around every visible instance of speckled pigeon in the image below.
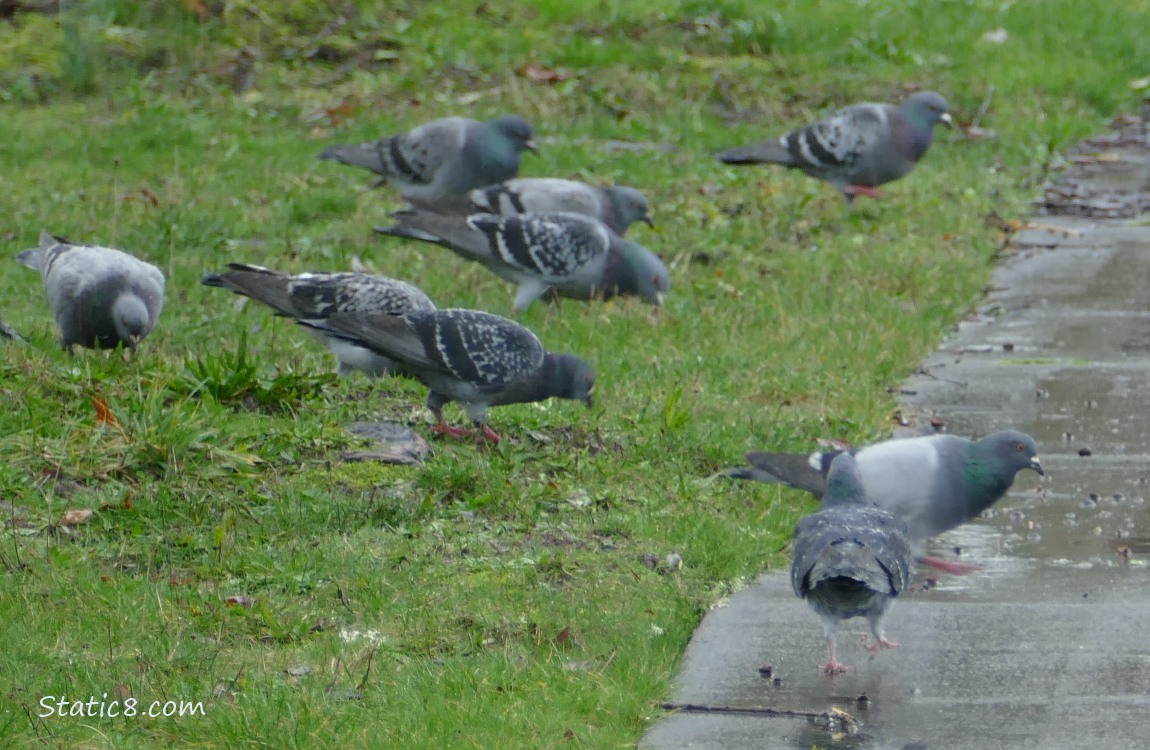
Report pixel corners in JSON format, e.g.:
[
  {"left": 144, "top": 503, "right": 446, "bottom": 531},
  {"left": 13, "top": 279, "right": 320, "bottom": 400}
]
[
  {"left": 791, "top": 453, "right": 913, "bottom": 675},
  {"left": 16, "top": 230, "right": 164, "bottom": 351},
  {"left": 318, "top": 115, "right": 537, "bottom": 200},
  {"left": 717, "top": 91, "right": 953, "bottom": 202},
  {"left": 729, "top": 430, "right": 1043, "bottom": 573},
  {"left": 201, "top": 263, "right": 436, "bottom": 377},
  {"left": 301, "top": 308, "right": 595, "bottom": 442},
  {"left": 462, "top": 178, "right": 653, "bottom": 235},
  {"left": 374, "top": 209, "right": 669, "bottom": 310}
]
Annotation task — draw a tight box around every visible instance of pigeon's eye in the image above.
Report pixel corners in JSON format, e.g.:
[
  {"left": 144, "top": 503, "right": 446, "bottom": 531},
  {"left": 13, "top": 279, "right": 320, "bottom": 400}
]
[{"left": 1015, "top": 442, "right": 1026, "bottom": 452}]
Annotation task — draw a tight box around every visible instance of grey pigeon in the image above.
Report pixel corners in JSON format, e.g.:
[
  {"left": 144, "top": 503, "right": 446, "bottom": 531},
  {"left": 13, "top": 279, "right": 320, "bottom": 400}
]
[
  {"left": 301, "top": 308, "right": 595, "bottom": 442},
  {"left": 728, "top": 430, "right": 1043, "bottom": 573},
  {"left": 375, "top": 209, "right": 669, "bottom": 310},
  {"left": 463, "top": 178, "right": 653, "bottom": 235},
  {"left": 717, "top": 91, "right": 953, "bottom": 202},
  {"left": 17, "top": 230, "right": 165, "bottom": 351},
  {"left": 791, "top": 453, "right": 913, "bottom": 675},
  {"left": 318, "top": 115, "right": 536, "bottom": 201},
  {"left": 201, "top": 263, "right": 435, "bottom": 377}
]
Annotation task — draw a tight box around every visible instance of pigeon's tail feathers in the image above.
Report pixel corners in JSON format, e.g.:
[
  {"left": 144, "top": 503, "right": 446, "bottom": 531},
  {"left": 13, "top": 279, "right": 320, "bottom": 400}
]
[
  {"left": 719, "top": 466, "right": 784, "bottom": 484},
  {"left": 200, "top": 264, "right": 297, "bottom": 318},
  {"left": 808, "top": 542, "right": 891, "bottom": 593},
  {"left": 318, "top": 142, "right": 384, "bottom": 173},
  {"left": 744, "top": 451, "right": 828, "bottom": 496},
  {"left": 381, "top": 210, "right": 492, "bottom": 262},
  {"left": 16, "top": 247, "right": 44, "bottom": 271},
  {"left": 717, "top": 139, "right": 793, "bottom": 166},
  {"left": 373, "top": 223, "right": 449, "bottom": 245}
]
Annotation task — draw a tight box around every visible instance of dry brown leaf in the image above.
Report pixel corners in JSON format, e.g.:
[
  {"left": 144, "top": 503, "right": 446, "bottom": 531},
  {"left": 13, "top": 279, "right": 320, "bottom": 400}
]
[
  {"left": 225, "top": 595, "right": 254, "bottom": 608},
  {"left": 59, "top": 508, "right": 94, "bottom": 526},
  {"left": 112, "top": 684, "right": 132, "bottom": 701},
  {"left": 520, "top": 63, "right": 574, "bottom": 84},
  {"left": 324, "top": 97, "right": 358, "bottom": 127},
  {"left": 92, "top": 395, "right": 119, "bottom": 427}
]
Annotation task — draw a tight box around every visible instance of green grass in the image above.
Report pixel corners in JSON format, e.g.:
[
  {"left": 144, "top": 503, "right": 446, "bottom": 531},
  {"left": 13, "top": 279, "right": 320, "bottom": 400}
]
[{"left": 0, "top": 0, "right": 1146, "bottom": 747}]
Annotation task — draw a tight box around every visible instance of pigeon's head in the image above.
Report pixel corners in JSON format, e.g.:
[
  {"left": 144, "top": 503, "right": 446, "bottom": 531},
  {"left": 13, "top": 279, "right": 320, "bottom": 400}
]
[
  {"left": 490, "top": 115, "right": 537, "bottom": 154},
  {"left": 902, "top": 91, "right": 953, "bottom": 130},
  {"left": 620, "top": 243, "right": 670, "bottom": 306},
  {"left": 980, "top": 430, "right": 1044, "bottom": 478},
  {"left": 821, "top": 453, "right": 869, "bottom": 508},
  {"left": 604, "top": 187, "right": 654, "bottom": 231},
  {"left": 551, "top": 353, "right": 596, "bottom": 408},
  {"left": 112, "top": 294, "right": 152, "bottom": 350}
]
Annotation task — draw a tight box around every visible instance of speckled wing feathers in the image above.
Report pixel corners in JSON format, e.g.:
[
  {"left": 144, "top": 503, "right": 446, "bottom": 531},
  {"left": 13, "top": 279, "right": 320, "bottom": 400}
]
[
  {"left": 467, "top": 213, "right": 610, "bottom": 279},
  {"left": 412, "top": 309, "right": 544, "bottom": 385}
]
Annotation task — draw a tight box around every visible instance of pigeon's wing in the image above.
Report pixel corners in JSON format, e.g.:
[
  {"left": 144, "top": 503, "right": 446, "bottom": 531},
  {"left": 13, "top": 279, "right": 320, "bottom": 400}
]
[{"left": 316, "top": 309, "right": 545, "bottom": 387}]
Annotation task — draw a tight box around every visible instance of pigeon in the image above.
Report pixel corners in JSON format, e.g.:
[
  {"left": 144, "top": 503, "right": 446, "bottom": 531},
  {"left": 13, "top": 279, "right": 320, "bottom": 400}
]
[
  {"left": 461, "top": 178, "right": 653, "bottom": 236},
  {"left": 318, "top": 115, "right": 537, "bottom": 201},
  {"left": 201, "top": 263, "right": 436, "bottom": 377},
  {"left": 301, "top": 308, "right": 595, "bottom": 442},
  {"left": 375, "top": 209, "right": 669, "bottom": 310},
  {"left": 791, "top": 453, "right": 913, "bottom": 675},
  {"left": 717, "top": 91, "right": 953, "bottom": 202},
  {"left": 16, "top": 230, "right": 165, "bottom": 351},
  {"left": 727, "top": 430, "right": 1043, "bottom": 573}
]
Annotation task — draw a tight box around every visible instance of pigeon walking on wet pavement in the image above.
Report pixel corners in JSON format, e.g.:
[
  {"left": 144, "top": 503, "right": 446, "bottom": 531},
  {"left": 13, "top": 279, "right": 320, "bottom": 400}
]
[
  {"left": 300, "top": 308, "right": 595, "bottom": 442},
  {"left": 459, "top": 178, "right": 653, "bottom": 235},
  {"left": 318, "top": 115, "right": 537, "bottom": 201},
  {"left": 375, "top": 209, "right": 669, "bottom": 310},
  {"left": 727, "top": 430, "right": 1044, "bottom": 573},
  {"left": 17, "top": 230, "right": 165, "bottom": 351},
  {"left": 791, "top": 453, "right": 913, "bottom": 676},
  {"left": 717, "top": 91, "right": 953, "bottom": 203},
  {"left": 201, "top": 263, "right": 436, "bottom": 377}
]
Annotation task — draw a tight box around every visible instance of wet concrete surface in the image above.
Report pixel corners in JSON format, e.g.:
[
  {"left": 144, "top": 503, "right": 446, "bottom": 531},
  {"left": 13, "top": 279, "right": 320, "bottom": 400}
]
[{"left": 641, "top": 118, "right": 1150, "bottom": 749}]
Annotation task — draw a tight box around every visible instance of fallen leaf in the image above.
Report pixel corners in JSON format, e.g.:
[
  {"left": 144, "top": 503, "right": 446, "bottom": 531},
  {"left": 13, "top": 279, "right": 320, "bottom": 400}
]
[
  {"left": 324, "top": 97, "right": 358, "bottom": 127},
  {"left": 59, "top": 509, "right": 94, "bottom": 526},
  {"left": 224, "top": 595, "right": 254, "bottom": 608},
  {"left": 556, "top": 625, "right": 573, "bottom": 646},
  {"left": 92, "top": 395, "right": 119, "bottom": 427},
  {"left": 520, "top": 63, "right": 574, "bottom": 84},
  {"left": 113, "top": 684, "right": 132, "bottom": 701}
]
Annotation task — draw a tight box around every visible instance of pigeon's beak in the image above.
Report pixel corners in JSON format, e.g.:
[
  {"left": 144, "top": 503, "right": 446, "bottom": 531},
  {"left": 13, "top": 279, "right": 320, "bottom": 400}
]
[
  {"left": 642, "top": 215, "right": 655, "bottom": 228},
  {"left": 525, "top": 139, "right": 539, "bottom": 154},
  {"left": 654, "top": 291, "right": 666, "bottom": 306},
  {"left": 1029, "top": 456, "right": 1044, "bottom": 476},
  {"left": 584, "top": 394, "right": 594, "bottom": 409},
  {"left": 940, "top": 112, "right": 955, "bottom": 129}
]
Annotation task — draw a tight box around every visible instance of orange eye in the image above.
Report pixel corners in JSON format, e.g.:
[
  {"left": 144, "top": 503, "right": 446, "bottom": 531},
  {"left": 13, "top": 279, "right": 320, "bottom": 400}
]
[{"left": 1015, "top": 442, "right": 1025, "bottom": 451}]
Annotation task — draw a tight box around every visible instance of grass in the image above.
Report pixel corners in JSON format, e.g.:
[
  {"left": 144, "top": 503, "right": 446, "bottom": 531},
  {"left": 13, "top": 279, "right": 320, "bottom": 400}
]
[{"left": 0, "top": 0, "right": 1146, "bottom": 747}]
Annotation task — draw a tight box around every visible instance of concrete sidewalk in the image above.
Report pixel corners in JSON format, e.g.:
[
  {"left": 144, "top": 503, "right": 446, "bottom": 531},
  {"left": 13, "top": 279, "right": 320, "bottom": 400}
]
[{"left": 640, "top": 118, "right": 1150, "bottom": 750}]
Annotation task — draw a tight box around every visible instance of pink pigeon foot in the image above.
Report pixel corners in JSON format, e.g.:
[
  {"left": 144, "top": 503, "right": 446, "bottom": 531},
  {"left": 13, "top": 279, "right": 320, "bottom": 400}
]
[
  {"left": 820, "top": 659, "right": 853, "bottom": 676},
  {"left": 920, "top": 555, "right": 983, "bottom": 575},
  {"left": 867, "top": 636, "right": 901, "bottom": 657},
  {"left": 430, "top": 420, "right": 470, "bottom": 440},
  {"left": 478, "top": 425, "right": 502, "bottom": 443}
]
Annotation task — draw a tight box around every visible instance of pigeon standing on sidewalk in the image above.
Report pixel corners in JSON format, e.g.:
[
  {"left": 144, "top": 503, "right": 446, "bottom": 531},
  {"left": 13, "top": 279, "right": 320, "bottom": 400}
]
[
  {"left": 319, "top": 115, "right": 537, "bottom": 201},
  {"left": 201, "top": 263, "right": 436, "bottom": 377},
  {"left": 17, "top": 230, "right": 165, "bottom": 351},
  {"left": 791, "top": 453, "right": 913, "bottom": 675},
  {"left": 727, "top": 430, "right": 1043, "bottom": 572},
  {"left": 717, "top": 91, "right": 953, "bottom": 203}
]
